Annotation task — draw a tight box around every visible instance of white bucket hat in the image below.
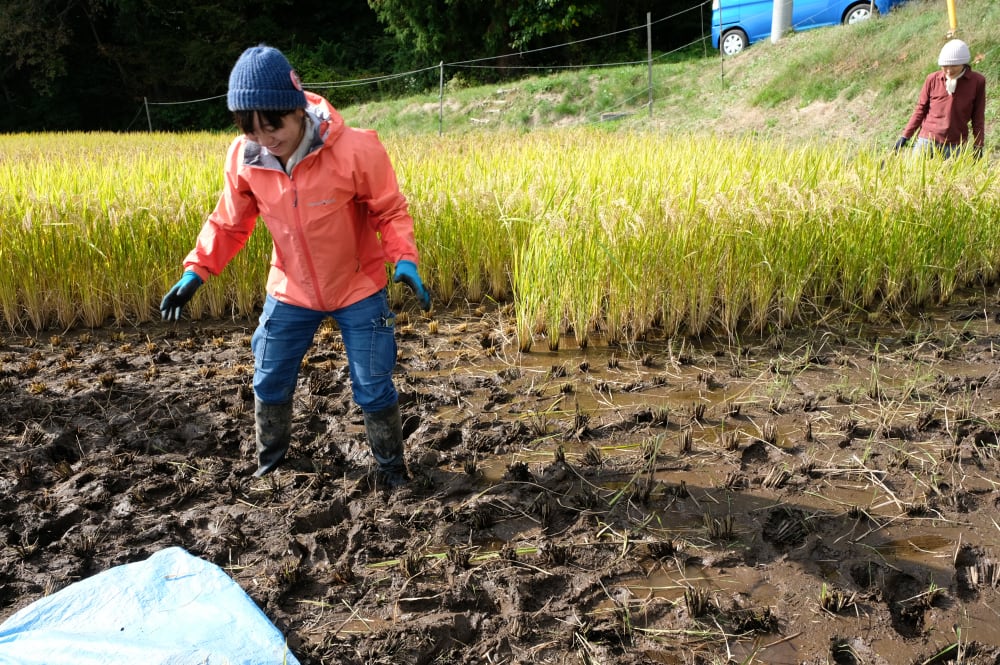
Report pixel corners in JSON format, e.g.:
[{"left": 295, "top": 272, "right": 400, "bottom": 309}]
[{"left": 938, "top": 39, "right": 971, "bottom": 66}]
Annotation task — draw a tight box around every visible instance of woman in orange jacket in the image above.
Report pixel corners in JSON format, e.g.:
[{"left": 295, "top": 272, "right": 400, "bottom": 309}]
[{"left": 160, "top": 45, "right": 430, "bottom": 487}]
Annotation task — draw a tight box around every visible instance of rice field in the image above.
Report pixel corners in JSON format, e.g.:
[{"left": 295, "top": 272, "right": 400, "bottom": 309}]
[{"left": 2, "top": 131, "right": 998, "bottom": 348}]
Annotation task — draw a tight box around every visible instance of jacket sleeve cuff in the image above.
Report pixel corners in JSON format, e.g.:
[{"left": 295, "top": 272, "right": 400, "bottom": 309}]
[{"left": 184, "top": 265, "right": 211, "bottom": 282}]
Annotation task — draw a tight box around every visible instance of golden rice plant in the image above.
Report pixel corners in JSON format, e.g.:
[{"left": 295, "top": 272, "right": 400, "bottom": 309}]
[
  {"left": 3, "top": 130, "right": 999, "bottom": 350},
  {"left": 0, "top": 132, "right": 269, "bottom": 330}
]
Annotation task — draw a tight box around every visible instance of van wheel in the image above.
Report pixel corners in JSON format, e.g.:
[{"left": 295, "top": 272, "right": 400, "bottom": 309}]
[
  {"left": 843, "top": 2, "right": 877, "bottom": 24},
  {"left": 720, "top": 29, "right": 748, "bottom": 56}
]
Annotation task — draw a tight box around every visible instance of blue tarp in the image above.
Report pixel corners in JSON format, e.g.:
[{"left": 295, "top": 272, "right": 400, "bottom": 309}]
[{"left": 0, "top": 546, "right": 300, "bottom": 665}]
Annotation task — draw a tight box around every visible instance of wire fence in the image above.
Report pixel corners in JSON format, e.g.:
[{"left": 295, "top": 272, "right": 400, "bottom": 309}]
[
  {"left": 135, "top": 1, "right": 926, "bottom": 133},
  {"left": 138, "top": 2, "right": 717, "bottom": 133}
]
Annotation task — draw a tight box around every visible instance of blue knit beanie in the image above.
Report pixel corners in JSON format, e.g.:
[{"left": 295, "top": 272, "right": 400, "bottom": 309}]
[{"left": 227, "top": 45, "right": 306, "bottom": 111}]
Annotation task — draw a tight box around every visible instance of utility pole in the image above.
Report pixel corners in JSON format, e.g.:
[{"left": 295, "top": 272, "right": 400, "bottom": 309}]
[
  {"left": 945, "top": 0, "right": 958, "bottom": 37},
  {"left": 771, "top": 0, "right": 793, "bottom": 44}
]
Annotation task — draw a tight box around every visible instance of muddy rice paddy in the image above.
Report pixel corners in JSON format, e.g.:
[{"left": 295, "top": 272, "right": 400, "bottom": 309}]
[{"left": 4, "top": 295, "right": 1000, "bottom": 664}]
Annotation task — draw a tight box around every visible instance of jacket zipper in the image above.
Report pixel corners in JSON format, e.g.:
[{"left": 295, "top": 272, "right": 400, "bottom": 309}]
[{"left": 287, "top": 165, "right": 328, "bottom": 311}]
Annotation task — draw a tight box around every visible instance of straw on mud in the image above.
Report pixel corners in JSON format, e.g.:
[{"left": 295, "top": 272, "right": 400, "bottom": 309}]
[
  {"left": 814, "top": 453, "right": 906, "bottom": 513},
  {"left": 896, "top": 582, "right": 946, "bottom": 607},
  {"left": 491, "top": 496, "right": 542, "bottom": 526},
  {"left": 710, "top": 616, "right": 734, "bottom": 663},
  {"left": 762, "top": 631, "right": 803, "bottom": 650},
  {"left": 573, "top": 628, "right": 601, "bottom": 665},
  {"left": 331, "top": 598, "right": 377, "bottom": 636},
  {"left": 365, "top": 545, "right": 539, "bottom": 570},
  {"left": 389, "top": 551, "right": 445, "bottom": 620},
  {"left": 847, "top": 508, "right": 920, "bottom": 544},
  {"left": 635, "top": 625, "right": 738, "bottom": 641}
]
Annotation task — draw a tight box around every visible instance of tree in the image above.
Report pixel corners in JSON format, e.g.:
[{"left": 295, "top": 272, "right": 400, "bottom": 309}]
[
  {"left": 0, "top": 0, "right": 76, "bottom": 97},
  {"left": 367, "top": 0, "right": 705, "bottom": 74},
  {"left": 0, "top": 0, "right": 707, "bottom": 131},
  {"left": 0, "top": 0, "right": 388, "bottom": 131}
]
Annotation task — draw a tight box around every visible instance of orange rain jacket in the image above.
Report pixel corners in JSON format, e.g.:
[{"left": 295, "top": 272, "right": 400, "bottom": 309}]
[{"left": 183, "top": 91, "right": 419, "bottom": 312}]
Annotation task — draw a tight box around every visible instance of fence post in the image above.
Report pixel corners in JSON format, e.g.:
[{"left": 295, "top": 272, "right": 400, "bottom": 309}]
[
  {"left": 144, "top": 97, "right": 152, "bottom": 131},
  {"left": 438, "top": 61, "right": 444, "bottom": 136},
  {"left": 647, "top": 12, "right": 653, "bottom": 118}
]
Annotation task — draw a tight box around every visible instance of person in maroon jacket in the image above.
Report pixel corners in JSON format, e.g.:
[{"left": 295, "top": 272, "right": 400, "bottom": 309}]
[{"left": 894, "top": 39, "right": 986, "bottom": 159}]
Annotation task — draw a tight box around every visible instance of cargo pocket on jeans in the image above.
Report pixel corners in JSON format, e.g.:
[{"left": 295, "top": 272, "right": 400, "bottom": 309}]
[{"left": 369, "top": 313, "right": 397, "bottom": 377}]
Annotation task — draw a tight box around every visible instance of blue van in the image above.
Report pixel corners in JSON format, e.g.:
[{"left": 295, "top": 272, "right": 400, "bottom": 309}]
[{"left": 711, "top": 0, "right": 909, "bottom": 55}]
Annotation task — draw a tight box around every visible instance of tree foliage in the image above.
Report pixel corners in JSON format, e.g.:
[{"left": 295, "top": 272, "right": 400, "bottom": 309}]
[
  {"left": 369, "top": 0, "right": 702, "bottom": 63},
  {"left": 0, "top": 0, "right": 704, "bottom": 131}
]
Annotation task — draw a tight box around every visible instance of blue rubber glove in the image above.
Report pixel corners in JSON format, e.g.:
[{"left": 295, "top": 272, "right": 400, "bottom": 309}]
[
  {"left": 893, "top": 136, "right": 909, "bottom": 153},
  {"left": 160, "top": 270, "right": 204, "bottom": 321},
  {"left": 392, "top": 260, "right": 431, "bottom": 311}
]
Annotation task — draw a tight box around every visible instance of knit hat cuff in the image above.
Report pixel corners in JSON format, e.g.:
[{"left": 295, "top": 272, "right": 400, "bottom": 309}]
[
  {"left": 938, "top": 39, "right": 971, "bottom": 66},
  {"left": 228, "top": 88, "right": 306, "bottom": 111},
  {"left": 227, "top": 46, "right": 307, "bottom": 111}
]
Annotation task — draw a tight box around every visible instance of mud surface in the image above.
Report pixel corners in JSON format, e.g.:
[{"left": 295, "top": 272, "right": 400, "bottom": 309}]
[{"left": 4, "top": 298, "right": 1000, "bottom": 664}]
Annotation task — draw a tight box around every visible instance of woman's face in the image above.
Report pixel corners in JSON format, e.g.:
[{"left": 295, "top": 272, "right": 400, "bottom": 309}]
[
  {"left": 941, "top": 64, "right": 965, "bottom": 78},
  {"left": 245, "top": 109, "right": 305, "bottom": 162}
]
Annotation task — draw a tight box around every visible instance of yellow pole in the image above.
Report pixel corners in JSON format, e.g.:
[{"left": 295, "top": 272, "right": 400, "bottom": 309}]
[{"left": 945, "top": 0, "right": 958, "bottom": 37}]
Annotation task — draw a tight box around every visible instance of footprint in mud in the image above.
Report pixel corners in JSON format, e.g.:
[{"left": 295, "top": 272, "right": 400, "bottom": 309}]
[
  {"left": 882, "top": 571, "right": 945, "bottom": 638},
  {"left": 849, "top": 560, "right": 888, "bottom": 591},
  {"left": 740, "top": 440, "right": 771, "bottom": 469},
  {"left": 761, "top": 506, "right": 809, "bottom": 550}
]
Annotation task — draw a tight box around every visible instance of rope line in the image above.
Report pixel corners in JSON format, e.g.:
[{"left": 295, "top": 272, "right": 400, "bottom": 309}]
[{"left": 144, "top": 5, "right": 712, "bottom": 106}]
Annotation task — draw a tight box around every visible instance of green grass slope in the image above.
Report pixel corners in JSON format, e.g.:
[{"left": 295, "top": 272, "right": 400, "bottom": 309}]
[{"left": 340, "top": 0, "right": 997, "bottom": 153}]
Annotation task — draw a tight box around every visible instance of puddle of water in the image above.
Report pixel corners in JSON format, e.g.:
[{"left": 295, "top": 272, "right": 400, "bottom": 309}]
[
  {"left": 472, "top": 451, "right": 555, "bottom": 483},
  {"left": 729, "top": 638, "right": 811, "bottom": 665},
  {"left": 870, "top": 533, "right": 956, "bottom": 573},
  {"left": 865, "top": 530, "right": 959, "bottom": 586},
  {"left": 614, "top": 560, "right": 780, "bottom": 605},
  {"left": 469, "top": 440, "right": 731, "bottom": 487},
  {"left": 873, "top": 533, "right": 951, "bottom": 556},
  {"left": 795, "top": 484, "right": 905, "bottom": 518}
]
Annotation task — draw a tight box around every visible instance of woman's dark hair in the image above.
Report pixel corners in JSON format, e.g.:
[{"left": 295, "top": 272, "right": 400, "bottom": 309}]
[{"left": 233, "top": 109, "right": 296, "bottom": 135}]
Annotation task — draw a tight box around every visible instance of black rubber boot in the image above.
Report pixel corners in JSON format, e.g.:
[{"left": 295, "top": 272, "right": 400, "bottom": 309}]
[
  {"left": 253, "top": 398, "right": 293, "bottom": 477},
  {"left": 363, "top": 402, "right": 410, "bottom": 488}
]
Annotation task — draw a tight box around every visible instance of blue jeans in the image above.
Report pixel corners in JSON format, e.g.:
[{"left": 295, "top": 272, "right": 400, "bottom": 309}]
[
  {"left": 913, "top": 137, "right": 962, "bottom": 159},
  {"left": 251, "top": 290, "right": 398, "bottom": 412}
]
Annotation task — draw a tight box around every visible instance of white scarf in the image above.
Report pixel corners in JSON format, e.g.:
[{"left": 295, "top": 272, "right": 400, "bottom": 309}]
[
  {"left": 283, "top": 113, "right": 316, "bottom": 174},
  {"left": 945, "top": 68, "right": 965, "bottom": 95}
]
